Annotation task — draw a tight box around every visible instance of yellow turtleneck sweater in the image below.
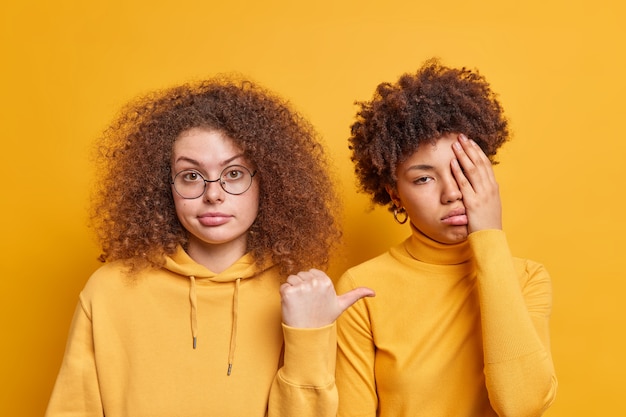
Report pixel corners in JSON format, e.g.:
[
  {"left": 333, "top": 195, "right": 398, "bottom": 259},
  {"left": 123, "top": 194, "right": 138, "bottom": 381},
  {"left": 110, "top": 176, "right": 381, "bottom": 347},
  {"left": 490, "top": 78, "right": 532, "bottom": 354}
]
[
  {"left": 46, "top": 247, "right": 338, "bottom": 417},
  {"left": 335, "top": 228, "right": 557, "bottom": 417}
]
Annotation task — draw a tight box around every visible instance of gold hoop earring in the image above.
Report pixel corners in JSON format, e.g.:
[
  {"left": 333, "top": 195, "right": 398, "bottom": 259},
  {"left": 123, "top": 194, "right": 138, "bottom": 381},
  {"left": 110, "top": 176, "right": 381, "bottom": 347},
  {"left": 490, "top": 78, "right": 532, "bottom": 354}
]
[{"left": 393, "top": 207, "right": 408, "bottom": 225}]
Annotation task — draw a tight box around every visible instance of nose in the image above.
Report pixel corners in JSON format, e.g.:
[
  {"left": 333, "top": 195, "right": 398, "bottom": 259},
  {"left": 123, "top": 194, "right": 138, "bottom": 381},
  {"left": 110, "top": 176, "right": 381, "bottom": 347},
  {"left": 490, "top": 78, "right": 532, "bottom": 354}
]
[
  {"left": 441, "top": 176, "right": 462, "bottom": 203},
  {"left": 203, "top": 179, "right": 225, "bottom": 203}
]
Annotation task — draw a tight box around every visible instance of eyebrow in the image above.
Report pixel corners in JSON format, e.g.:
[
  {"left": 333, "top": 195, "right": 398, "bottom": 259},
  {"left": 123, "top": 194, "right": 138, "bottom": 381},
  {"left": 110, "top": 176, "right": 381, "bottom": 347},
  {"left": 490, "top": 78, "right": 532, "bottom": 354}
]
[
  {"left": 174, "top": 153, "right": 246, "bottom": 166},
  {"left": 404, "top": 164, "right": 435, "bottom": 173}
]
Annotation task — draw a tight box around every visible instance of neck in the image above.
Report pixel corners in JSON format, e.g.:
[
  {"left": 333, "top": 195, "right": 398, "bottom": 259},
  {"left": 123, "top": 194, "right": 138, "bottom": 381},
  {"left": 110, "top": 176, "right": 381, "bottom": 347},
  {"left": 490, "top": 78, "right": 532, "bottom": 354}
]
[
  {"left": 186, "top": 237, "right": 247, "bottom": 273},
  {"left": 405, "top": 223, "right": 472, "bottom": 265}
]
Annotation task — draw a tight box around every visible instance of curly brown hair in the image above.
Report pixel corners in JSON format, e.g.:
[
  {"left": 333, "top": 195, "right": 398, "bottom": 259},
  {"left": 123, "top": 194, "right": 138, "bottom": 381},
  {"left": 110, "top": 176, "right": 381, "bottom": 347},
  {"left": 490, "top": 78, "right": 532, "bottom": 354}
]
[
  {"left": 349, "top": 58, "right": 510, "bottom": 210},
  {"left": 91, "top": 75, "right": 340, "bottom": 275}
]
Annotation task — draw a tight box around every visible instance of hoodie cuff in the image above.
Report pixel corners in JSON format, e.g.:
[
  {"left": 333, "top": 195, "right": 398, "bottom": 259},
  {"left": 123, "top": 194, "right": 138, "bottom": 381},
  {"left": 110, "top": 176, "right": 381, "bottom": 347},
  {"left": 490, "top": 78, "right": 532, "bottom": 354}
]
[{"left": 280, "top": 322, "right": 337, "bottom": 387}]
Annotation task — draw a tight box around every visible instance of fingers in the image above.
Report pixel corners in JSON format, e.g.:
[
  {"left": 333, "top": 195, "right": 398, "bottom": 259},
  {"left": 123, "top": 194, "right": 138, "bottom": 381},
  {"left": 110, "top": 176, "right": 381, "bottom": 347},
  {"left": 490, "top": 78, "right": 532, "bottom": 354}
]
[
  {"left": 280, "top": 269, "right": 375, "bottom": 328},
  {"left": 451, "top": 134, "right": 502, "bottom": 232},
  {"left": 451, "top": 134, "right": 495, "bottom": 192},
  {"left": 337, "top": 287, "right": 376, "bottom": 312},
  {"left": 282, "top": 269, "right": 330, "bottom": 293}
]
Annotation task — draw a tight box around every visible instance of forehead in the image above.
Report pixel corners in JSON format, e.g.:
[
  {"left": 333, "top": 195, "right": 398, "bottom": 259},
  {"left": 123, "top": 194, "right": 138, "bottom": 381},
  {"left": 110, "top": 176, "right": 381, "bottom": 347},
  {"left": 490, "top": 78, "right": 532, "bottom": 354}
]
[
  {"left": 171, "top": 128, "right": 246, "bottom": 165},
  {"left": 400, "top": 134, "right": 457, "bottom": 167},
  {"left": 174, "top": 128, "right": 240, "bottom": 152}
]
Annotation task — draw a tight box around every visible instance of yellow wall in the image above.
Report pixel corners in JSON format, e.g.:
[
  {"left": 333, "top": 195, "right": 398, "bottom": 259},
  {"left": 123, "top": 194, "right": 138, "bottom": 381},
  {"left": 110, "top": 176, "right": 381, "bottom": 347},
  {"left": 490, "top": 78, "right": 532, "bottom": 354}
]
[{"left": 1, "top": 0, "right": 624, "bottom": 415}]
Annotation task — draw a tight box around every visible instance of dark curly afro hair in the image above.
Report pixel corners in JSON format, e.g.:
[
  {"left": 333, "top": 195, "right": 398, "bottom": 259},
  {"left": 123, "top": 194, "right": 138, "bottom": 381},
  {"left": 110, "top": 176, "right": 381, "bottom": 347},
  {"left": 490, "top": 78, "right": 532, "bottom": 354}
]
[
  {"left": 349, "top": 58, "right": 510, "bottom": 210},
  {"left": 91, "top": 75, "right": 341, "bottom": 275}
]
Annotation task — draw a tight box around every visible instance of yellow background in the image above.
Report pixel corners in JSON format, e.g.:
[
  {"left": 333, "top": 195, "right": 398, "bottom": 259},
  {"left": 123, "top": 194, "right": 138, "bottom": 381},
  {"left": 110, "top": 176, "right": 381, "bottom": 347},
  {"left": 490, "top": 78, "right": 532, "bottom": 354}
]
[{"left": 1, "top": 0, "right": 624, "bottom": 415}]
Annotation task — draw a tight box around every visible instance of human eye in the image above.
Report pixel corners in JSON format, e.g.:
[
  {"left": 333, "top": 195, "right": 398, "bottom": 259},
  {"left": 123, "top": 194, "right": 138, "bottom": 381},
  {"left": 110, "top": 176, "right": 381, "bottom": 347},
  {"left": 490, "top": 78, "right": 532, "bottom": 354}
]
[
  {"left": 181, "top": 170, "right": 203, "bottom": 182},
  {"left": 222, "top": 166, "right": 245, "bottom": 181},
  {"left": 413, "top": 176, "right": 433, "bottom": 185}
]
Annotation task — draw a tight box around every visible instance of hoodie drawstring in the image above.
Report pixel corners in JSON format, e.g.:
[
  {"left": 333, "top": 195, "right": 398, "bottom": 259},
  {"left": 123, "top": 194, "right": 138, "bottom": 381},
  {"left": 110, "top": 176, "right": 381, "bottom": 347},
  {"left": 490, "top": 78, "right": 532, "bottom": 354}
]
[
  {"left": 227, "top": 278, "right": 241, "bottom": 376},
  {"left": 188, "top": 275, "right": 241, "bottom": 376},
  {"left": 189, "top": 275, "right": 198, "bottom": 349}
]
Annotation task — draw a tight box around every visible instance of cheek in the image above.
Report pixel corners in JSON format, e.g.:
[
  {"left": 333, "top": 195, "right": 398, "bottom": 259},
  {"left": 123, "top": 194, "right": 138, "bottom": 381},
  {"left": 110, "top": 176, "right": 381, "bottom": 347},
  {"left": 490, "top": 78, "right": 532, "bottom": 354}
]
[
  {"left": 246, "top": 183, "right": 260, "bottom": 209},
  {"left": 399, "top": 193, "right": 433, "bottom": 220},
  {"left": 396, "top": 186, "right": 423, "bottom": 209},
  {"left": 245, "top": 191, "right": 260, "bottom": 219},
  {"left": 172, "top": 196, "right": 192, "bottom": 218}
]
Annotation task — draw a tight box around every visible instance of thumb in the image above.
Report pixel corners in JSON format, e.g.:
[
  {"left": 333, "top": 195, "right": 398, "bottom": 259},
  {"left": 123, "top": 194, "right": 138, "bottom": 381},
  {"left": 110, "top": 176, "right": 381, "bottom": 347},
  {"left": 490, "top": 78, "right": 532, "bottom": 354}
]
[{"left": 337, "top": 287, "right": 376, "bottom": 312}]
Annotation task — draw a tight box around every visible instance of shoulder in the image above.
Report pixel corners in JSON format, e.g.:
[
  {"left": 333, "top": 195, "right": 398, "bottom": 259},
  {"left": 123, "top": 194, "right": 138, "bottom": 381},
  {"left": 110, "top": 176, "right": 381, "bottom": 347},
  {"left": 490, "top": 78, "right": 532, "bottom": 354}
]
[
  {"left": 512, "top": 256, "right": 549, "bottom": 276},
  {"left": 510, "top": 256, "right": 553, "bottom": 314},
  {"left": 336, "top": 247, "right": 401, "bottom": 291},
  {"left": 512, "top": 256, "right": 552, "bottom": 289},
  {"left": 469, "top": 229, "right": 552, "bottom": 284},
  {"left": 470, "top": 230, "right": 549, "bottom": 275},
  {"left": 80, "top": 261, "right": 156, "bottom": 302},
  {"left": 346, "top": 250, "right": 397, "bottom": 275}
]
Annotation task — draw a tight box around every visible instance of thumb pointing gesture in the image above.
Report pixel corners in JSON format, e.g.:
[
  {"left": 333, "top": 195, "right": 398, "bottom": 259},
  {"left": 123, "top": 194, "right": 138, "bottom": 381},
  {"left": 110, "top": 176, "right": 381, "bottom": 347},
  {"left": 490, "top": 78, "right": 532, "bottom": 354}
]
[
  {"left": 280, "top": 269, "right": 375, "bottom": 328},
  {"left": 337, "top": 286, "right": 376, "bottom": 313}
]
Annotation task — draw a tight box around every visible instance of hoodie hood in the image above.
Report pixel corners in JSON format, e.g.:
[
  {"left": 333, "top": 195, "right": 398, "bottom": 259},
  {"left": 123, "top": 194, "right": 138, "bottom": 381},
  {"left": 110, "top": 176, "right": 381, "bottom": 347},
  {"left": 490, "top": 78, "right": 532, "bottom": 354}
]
[
  {"left": 164, "top": 246, "right": 274, "bottom": 375},
  {"left": 164, "top": 245, "right": 266, "bottom": 282}
]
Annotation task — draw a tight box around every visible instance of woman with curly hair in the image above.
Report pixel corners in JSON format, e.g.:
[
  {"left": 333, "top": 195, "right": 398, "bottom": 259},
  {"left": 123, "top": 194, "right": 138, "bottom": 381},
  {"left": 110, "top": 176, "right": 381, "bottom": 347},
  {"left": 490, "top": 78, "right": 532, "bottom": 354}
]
[
  {"left": 46, "top": 76, "right": 373, "bottom": 417},
  {"left": 335, "top": 59, "right": 557, "bottom": 416}
]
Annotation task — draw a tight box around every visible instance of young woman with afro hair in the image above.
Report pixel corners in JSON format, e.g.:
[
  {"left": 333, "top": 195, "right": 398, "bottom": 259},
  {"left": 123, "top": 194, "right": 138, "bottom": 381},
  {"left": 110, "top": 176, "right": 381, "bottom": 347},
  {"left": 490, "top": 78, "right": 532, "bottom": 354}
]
[
  {"left": 46, "top": 76, "right": 373, "bottom": 417},
  {"left": 335, "top": 59, "right": 557, "bottom": 417}
]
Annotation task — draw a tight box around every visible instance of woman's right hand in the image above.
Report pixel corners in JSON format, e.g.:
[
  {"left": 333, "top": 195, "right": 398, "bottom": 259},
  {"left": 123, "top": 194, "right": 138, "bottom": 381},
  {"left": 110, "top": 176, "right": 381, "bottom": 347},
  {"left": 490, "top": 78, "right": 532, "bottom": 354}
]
[{"left": 279, "top": 269, "right": 375, "bottom": 328}]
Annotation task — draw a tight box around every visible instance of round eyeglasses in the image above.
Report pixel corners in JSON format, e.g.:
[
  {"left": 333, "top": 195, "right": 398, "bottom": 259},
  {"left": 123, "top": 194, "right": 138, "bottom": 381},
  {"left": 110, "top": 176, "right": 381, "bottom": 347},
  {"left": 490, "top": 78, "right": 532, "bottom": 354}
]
[{"left": 171, "top": 165, "right": 257, "bottom": 199}]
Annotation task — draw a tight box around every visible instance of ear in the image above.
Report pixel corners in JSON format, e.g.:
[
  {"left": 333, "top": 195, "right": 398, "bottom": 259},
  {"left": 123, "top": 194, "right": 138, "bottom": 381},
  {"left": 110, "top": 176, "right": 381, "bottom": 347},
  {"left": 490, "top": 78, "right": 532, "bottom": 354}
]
[{"left": 385, "top": 185, "right": 402, "bottom": 208}]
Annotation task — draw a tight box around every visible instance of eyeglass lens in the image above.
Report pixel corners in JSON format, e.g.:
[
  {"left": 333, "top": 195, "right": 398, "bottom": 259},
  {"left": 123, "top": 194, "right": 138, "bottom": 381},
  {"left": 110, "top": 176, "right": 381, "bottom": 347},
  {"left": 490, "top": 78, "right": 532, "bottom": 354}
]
[{"left": 172, "top": 165, "right": 254, "bottom": 198}]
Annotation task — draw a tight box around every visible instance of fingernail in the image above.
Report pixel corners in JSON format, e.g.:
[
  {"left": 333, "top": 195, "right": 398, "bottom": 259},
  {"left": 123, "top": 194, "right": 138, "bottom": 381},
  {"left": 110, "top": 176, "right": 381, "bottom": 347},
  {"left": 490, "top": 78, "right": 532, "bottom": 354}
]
[
  {"left": 459, "top": 134, "right": 468, "bottom": 142},
  {"left": 453, "top": 141, "right": 462, "bottom": 150}
]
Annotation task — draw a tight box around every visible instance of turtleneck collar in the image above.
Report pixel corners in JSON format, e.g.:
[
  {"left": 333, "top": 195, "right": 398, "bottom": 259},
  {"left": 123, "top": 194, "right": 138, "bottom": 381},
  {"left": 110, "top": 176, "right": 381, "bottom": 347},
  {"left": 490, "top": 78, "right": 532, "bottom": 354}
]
[{"left": 404, "top": 222, "right": 472, "bottom": 265}]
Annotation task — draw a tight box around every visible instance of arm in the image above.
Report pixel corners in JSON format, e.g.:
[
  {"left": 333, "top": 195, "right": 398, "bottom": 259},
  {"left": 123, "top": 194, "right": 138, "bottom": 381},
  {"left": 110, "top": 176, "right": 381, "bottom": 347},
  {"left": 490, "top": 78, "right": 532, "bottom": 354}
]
[
  {"left": 45, "top": 300, "right": 103, "bottom": 417},
  {"left": 269, "top": 269, "right": 374, "bottom": 417},
  {"left": 268, "top": 324, "right": 338, "bottom": 417},
  {"left": 453, "top": 135, "right": 557, "bottom": 416},
  {"left": 335, "top": 271, "right": 378, "bottom": 417},
  {"left": 470, "top": 231, "right": 557, "bottom": 417}
]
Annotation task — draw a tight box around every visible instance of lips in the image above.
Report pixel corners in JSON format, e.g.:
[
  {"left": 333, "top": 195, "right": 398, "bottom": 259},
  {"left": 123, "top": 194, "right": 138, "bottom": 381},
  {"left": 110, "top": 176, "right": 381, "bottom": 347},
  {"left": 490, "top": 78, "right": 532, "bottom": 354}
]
[
  {"left": 197, "top": 212, "right": 232, "bottom": 226},
  {"left": 441, "top": 208, "right": 468, "bottom": 226}
]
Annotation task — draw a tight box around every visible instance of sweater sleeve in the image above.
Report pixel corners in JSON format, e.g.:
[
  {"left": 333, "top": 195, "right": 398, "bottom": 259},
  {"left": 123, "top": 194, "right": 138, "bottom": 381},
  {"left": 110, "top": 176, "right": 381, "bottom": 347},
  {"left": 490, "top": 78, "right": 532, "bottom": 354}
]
[
  {"left": 45, "top": 300, "right": 103, "bottom": 417},
  {"left": 335, "top": 271, "right": 377, "bottom": 417},
  {"left": 268, "top": 323, "right": 338, "bottom": 417},
  {"left": 469, "top": 230, "right": 557, "bottom": 417}
]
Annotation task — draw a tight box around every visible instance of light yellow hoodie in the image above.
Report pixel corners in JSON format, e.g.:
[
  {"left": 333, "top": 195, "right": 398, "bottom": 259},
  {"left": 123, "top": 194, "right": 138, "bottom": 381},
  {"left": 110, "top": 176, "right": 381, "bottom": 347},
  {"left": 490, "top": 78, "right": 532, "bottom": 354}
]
[{"left": 46, "top": 246, "right": 337, "bottom": 417}]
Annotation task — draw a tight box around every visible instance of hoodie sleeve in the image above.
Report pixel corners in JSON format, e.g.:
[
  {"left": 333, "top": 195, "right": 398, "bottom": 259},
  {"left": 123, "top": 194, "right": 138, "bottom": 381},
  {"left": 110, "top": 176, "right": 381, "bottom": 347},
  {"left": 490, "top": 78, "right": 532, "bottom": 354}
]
[
  {"left": 45, "top": 300, "right": 103, "bottom": 417},
  {"left": 469, "top": 229, "right": 558, "bottom": 417},
  {"left": 268, "top": 323, "right": 338, "bottom": 417}
]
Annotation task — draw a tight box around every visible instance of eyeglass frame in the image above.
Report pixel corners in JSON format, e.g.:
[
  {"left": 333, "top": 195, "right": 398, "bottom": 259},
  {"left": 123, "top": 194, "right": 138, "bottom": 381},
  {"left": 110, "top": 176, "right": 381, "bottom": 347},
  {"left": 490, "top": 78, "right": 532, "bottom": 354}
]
[{"left": 170, "top": 164, "right": 258, "bottom": 199}]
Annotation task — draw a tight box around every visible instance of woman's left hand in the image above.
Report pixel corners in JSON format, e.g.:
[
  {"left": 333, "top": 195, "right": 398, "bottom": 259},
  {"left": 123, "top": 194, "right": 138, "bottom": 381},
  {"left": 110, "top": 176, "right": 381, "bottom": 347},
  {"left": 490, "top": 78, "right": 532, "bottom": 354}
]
[
  {"left": 451, "top": 134, "right": 503, "bottom": 233},
  {"left": 280, "top": 269, "right": 375, "bottom": 328}
]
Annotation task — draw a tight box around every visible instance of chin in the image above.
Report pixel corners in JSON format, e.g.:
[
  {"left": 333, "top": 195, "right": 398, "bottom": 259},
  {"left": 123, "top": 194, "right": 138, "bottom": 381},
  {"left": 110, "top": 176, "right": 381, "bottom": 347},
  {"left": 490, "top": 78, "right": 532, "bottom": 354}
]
[{"left": 444, "top": 230, "right": 469, "bottom": 244}]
